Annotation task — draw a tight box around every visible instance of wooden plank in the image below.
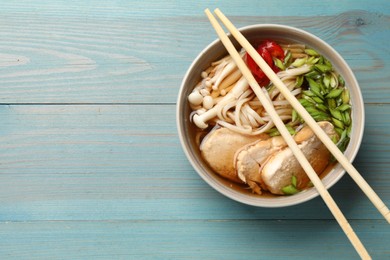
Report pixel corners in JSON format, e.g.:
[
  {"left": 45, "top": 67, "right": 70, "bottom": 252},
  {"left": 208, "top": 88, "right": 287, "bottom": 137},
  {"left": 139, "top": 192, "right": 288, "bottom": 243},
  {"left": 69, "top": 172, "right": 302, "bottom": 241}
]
[
  {"left": 0, "top": 220, "right": 388, "bottom": 259},
  {"left": 0, "top": 10, "right": 388, "bottom": 103},
  {"left": 0, "top": 104, "right": 388, "bottom": 221},
  {"left": 0, "top": 0, "right": 386, "bottom": 18},
  {"left": 0, "top": 2, "right": 388, "bottom": 259}
]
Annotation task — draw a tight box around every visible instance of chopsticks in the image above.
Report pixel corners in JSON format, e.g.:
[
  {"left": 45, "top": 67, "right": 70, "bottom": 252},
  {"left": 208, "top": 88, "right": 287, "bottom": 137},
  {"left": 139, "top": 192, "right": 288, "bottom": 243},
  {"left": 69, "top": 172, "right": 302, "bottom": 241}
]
[
  {"left": 204, "top": 8, "right": 373, "bottom": 259},
  {"left": 212, "top": 8, "right": 390, "bottom": 223}
]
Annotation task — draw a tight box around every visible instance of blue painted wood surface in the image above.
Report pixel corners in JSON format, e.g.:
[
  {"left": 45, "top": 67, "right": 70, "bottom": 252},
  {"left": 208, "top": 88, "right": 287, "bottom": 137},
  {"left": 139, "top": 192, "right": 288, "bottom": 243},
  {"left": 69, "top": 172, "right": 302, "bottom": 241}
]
[{"left": 0, "top": 1, "right": 389, "bottom": 259}]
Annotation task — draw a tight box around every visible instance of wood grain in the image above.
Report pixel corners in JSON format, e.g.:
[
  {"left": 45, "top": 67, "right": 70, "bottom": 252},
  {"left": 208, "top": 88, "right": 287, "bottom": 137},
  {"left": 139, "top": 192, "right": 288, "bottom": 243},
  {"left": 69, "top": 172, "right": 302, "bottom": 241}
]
[
  {"left": 0, "top": 10, "right": 389, "bottom": 103},
  {"left": 0, "top": 220, "right": 388, "bottom": 259},
  {"left": 0, "top": 104, "right": 388, "bottom": 222},
  {"left": 0, "top": 1, "right": 389, "bottom": 259}
]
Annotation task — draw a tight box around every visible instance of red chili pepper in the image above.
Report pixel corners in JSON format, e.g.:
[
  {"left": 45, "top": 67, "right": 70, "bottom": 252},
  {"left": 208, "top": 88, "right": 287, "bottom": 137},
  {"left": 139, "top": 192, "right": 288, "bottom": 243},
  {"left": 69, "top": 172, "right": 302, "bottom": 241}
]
[
  {"left": 260, "top": 40, "right": 285, "bottom": 61},
  {"left": 245, "top": 40, "right": 285, "bottom": 86}
]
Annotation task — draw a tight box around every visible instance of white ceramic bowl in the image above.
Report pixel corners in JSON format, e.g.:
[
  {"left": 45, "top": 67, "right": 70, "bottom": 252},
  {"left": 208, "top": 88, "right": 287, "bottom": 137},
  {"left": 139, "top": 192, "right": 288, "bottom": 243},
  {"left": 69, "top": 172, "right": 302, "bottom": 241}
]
[{"left": 176, "top": 24, "right": 364, "bottom": 207}]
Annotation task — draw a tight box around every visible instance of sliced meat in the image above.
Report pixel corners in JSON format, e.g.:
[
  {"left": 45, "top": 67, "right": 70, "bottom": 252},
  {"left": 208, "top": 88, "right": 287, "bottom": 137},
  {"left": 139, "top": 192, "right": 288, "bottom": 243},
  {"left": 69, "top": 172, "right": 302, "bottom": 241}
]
[
  {"left": 200, "top": 127, "right": 267, "bottom": 183},
  {"left": 261, "top": 121, "right": 338, "bottom": 195},
  {"left": 235, "top": 136, "right": 286, "bottom": 194}
]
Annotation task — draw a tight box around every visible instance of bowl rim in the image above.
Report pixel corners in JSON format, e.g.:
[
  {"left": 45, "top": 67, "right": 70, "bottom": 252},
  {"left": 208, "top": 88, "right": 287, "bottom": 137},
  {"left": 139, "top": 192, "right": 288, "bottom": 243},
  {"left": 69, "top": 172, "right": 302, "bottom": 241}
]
[{"left": 176, "top": 23, "right": 365, "bottom": 207}]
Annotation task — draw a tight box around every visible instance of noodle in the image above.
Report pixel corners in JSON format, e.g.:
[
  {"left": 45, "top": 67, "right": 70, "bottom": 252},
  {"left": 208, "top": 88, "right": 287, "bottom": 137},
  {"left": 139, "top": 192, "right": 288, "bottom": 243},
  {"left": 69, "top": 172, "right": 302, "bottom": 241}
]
[{"left": 188, "top": 41, "right": 351, "bottom": 147}]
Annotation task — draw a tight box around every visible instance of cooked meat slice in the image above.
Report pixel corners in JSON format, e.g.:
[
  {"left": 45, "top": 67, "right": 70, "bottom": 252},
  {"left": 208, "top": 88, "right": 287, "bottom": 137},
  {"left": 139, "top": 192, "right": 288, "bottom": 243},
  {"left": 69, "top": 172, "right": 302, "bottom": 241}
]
[
  {"left": 200, "top": 127, "right": 266, "bottom": 183},
  {"left": 235, "top": 136, "right": 286, "bottom": 194},
  {"left": 261, "top": 121, "right": 338, "bottom": 195}
]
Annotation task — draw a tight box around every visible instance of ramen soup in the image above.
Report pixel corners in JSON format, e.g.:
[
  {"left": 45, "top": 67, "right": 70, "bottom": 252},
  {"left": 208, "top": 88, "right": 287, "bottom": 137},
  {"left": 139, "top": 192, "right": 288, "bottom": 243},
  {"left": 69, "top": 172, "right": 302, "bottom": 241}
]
[{"left": 188, "top": 40, "right": 351, "bottom": 196}]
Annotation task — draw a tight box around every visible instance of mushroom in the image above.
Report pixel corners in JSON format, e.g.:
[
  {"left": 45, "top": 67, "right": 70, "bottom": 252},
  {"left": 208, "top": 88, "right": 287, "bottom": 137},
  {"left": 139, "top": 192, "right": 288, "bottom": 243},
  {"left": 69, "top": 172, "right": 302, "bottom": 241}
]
[
  {"left": 192, "top": 76, "right": 249, "bottom": 129},
  {"left": 200, "top": 127, "right": 267, "bottom": 183}
]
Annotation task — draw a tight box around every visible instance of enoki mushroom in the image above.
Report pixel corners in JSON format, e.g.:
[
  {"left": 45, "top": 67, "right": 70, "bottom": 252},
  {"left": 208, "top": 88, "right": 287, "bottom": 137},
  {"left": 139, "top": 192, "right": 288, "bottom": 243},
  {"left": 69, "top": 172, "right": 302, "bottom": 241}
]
[{"left": 189, "top": 49, "right": 310, "bottom": 135}]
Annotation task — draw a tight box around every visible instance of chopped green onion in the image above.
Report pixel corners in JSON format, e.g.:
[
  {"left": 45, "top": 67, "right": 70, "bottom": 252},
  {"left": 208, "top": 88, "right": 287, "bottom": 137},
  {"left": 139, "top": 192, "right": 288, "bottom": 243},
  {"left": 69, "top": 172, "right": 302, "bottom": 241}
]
[
  {"left": 303, "top": 95, "right": 317, "bottom": 104},
  {"left": 329, "top": 108, "right": 344, "bottom": 121},
  {"left": 323, "top": 74, "right": 331, "bottom": 89},
  {"left": 332, "top": 117, "right": 345, "bottom": 129},
  {"left": 343, "top": 111, "right": 351, "bottom": 126},
  {"left": 341, "top": 89, "right": 350, "bottom": 104},
  {"left": 306, "top": 78, "right": 323, "bottom": 98},
  {"left": 326, "top": 88, "right": 344, "bottom": 98},
  {"left": 338, "top": 75, "right": 345, "bottom": 86},
  {"left": 347, "top": 124, "right": 352, "bottom": 137},
  {"left": 316, "top": 103, "right": 329, "bottom": 112},
  {"left": 287, "top": 125, "right": 296, "bottom": 135},
  {"left": 303, "top": 90, "right": 316, "bottom": 97},
  {"left": 291, "top": 57, "right": 307, "bottom": 67},
  {"left": 284, "top": 50, "right": 292, "bottom": 66},
  {"left": 274, "top": 58, "right": 285, "bottom": 70},
  {"left": 312, "top": 113, "right": 331, "bottom": 122},
  {"left": 307, "top": 57, "right": 320, "bottom": 65},
  {"left": 337, "top": 104, "right": 351, "bottom": 112},
  {"left": 304, "top": 106, "right": 322, "bottom": 114},
  {"left": 305, "top": 70, "right": 321, "bottom": 79},
  {"left": 270, "top": 125, "right": 296, "bottom": 136},
  {"left": 315, "top": 64, "right": 332, "bottom": 73},
  {"left": 305, "top": 48, "right": 320, "bottom": 56},
  {"left": 324, "top": 58, "right": 332, "bottom": 68},
  {"left": 334, "top": 127, "right": 344, "bottom": 136},
  {"left": 282, "top": 185, "right": 300, "bottom": 195},
  {"left": 330, "top": 75, "right": 337, "bottom": 88},
  {"left": 292, "top": 109, "right": 298, "bottom": 122},
  {"left": 337, "top": 136, "right": 350, "bottom": 152},
  {"left": 327, "top": 98, "right": 337, "bottom": 109},
  {"left": 339, "top": 129, "right": 347, "bottom": 143},
  {"left": 291, "top": 175, "right": 298, "bottom": 187},
  {"left": 312, "top": 96, "right": 324, "bottom": 104},
  {"left": 299, "top": 98, "right": 313, "bottom": 107},
  {"left": 295, "top": 75, "right": 304, "bottom": 88},
  {"left": 318, "top": 55, "right": 324, "bottom": 65}
]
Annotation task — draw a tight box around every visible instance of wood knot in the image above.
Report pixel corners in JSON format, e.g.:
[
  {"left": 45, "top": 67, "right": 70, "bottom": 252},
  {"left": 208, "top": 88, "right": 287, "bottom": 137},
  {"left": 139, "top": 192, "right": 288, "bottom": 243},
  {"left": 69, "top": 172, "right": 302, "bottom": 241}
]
[{"left": 355, "top": 17, "right": 366, "bottom": 27}]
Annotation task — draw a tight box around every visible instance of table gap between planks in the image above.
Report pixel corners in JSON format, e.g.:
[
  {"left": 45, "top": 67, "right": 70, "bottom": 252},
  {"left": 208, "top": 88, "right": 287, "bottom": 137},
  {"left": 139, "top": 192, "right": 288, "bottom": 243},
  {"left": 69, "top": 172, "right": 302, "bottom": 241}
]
[{"left": 0, "top": 1, "right": 389, "bottom": 259}]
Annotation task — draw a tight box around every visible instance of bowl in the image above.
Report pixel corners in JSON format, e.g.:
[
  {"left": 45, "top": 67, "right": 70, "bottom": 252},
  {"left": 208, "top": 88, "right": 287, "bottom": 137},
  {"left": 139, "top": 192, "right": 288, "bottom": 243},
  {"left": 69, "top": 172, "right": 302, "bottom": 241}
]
[{"left": 176, "top": 24, "right": 364, "bottom": 207}]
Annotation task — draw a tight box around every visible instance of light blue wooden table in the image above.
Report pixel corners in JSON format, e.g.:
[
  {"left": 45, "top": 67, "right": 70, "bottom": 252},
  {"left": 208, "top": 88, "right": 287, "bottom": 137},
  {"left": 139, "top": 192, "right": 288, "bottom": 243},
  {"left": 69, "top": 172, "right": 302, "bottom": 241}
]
[{"left": 0, "top": 1, "right": 389, "bottom": 259}]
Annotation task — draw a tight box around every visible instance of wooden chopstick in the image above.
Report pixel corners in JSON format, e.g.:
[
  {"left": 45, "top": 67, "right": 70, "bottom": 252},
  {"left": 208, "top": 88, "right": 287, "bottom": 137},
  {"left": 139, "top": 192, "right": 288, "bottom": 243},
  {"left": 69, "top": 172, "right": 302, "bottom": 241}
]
[
  {"left": 213, "top": 8, "right": 390, "bottom": 224},
  {"left": 204, "top": 9, "right": 371, "bottom": 260}
]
